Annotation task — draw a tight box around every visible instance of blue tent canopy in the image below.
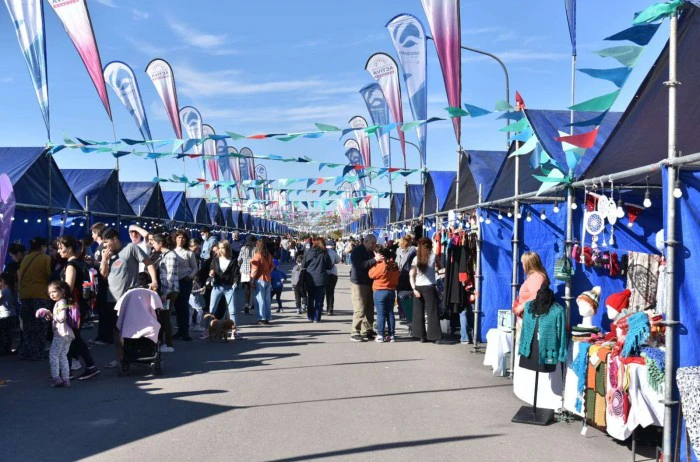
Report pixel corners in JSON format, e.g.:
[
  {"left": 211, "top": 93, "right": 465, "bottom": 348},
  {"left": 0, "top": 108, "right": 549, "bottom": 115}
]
[
  {"left": 162, "top": 191, "right": 191, "bottom": 222},
  {"left": 207, "top": 202, "right": 224, "bottom": 227},
  {"left": 120, "top": 182, "right": 168, "bottom": 219},
  {"left": 424, "top": 171, "right": 456, "bottom": 214},
  {"left": 62, "top": 169, "right": 134, "bottom": 216},
  {"left": 232, "top": 210, "right": 244, "bottom": 229},
  {"left": 390, "top": 193, "right": 405, "bottom": 222},
  {"left": 242, "top": 213, "right": 252, "bottom": 230},
  {"left": 526, "top": 109, "right": 622, "bottom": 178},
  {"left": 466, "top": 150, "right": 509, "bottom": 201},
  {"left": 187, "top": 198, "right": 209, "bottom": 224},
  {"left": 584, "top": 5, "right": 700, "bottom": 185},
  {"left": 371, "top": 208, "right": 390, "bottom": 229},
  {"left": 2, "top": 147, "right": 81, "bottom": 210},
  {"left": 487, "top": 110, "right": 621, "bottom": 202},
  {"left": 221, "top": 207, "right": 233, "bottom": 228},
  {"left": 405, "top": 184, "right": 424, "bottom": 220}
]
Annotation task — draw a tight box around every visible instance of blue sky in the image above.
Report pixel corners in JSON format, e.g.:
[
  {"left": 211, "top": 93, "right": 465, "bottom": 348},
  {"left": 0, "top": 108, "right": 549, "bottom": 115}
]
[{"left": 0, "top": 0, "right": 669, "bottom": 210}]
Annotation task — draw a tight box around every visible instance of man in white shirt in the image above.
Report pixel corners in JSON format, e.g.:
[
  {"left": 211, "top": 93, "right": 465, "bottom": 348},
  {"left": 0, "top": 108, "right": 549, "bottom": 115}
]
[{"left": 128, "top": 225, "right": 151, "bottom": 272}]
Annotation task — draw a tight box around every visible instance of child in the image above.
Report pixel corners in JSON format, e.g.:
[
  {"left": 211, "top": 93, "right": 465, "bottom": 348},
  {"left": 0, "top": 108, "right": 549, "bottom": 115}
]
[
  {"left": 270, "top": 259, "right": 287, "bottom": 313},
  {"left": 290, "top": 255, "right": 307, "bottom": 315},
  {"left": 368, "top": 247, "right": 400, "bottom": 343},
  {"left": 46, "top": 281, "right": 76, "bottom": 387},
  {"left": 0, "top": 273, "right": 18, "bottom": 354},
  {"left": 189, "top": 280, "right": 206, "bottom": 331},
  {"left": 138, "top": 272, "right": 151, "bottom": 288}
]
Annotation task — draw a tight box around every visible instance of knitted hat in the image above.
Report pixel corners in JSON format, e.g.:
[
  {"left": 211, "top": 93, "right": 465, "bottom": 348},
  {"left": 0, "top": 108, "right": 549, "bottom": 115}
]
[
  {"left": 577, "top": 286, "right": 601, "bottom": 316},
  {"left": 610, "top": 252, "right": 620, "bottom": 277},
  {"left": 606, "top": 289, "right": 631, "bottom": 319}
]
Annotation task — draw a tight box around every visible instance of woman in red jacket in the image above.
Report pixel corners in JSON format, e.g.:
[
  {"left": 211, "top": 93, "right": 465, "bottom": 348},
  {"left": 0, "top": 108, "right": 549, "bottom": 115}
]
[{"left": 369, "top": 247, "right": 400, "bottom": 343}]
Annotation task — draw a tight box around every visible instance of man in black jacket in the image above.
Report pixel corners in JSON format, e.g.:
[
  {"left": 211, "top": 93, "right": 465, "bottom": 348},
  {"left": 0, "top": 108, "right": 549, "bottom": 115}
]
[{"left": 349, "top": 234, "right": 383, "bottom": 341}]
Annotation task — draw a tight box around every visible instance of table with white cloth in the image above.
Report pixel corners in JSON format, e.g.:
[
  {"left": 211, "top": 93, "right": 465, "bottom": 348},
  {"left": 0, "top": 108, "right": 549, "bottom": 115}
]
[{"left": 483, "top": 328, "right": 512, "bottom": 375}]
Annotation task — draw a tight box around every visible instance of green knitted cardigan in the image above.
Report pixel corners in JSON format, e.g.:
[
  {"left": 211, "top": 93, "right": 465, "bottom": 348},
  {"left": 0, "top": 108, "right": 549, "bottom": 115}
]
[{"left": 518, "top": 300, "right": 568, "bottom": 365}]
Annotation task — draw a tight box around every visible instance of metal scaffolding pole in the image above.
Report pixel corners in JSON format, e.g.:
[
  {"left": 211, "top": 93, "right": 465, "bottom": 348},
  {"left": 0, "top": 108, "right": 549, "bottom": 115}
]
[
  {"left": 473, "top": 184, "right": 483, "bottom": 352},
  {"left": 663, "top": 12, "right": 679, "bottom": 462}
]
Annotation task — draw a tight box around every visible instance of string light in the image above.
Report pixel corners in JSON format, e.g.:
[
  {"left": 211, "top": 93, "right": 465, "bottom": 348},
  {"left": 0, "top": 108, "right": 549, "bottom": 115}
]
[
  {"left": 37, "top": 218, "right": 41, "bottom": 223},
  {"left": 540, "top": 210, "right": 547, "bottom": 220},
  {"left": 478, "top": 214, "right": 484, "bottom": 223},
  {"left": 643, "top": 176, "right": 652, "bottom": 208},
  {"left": 673, "top": 180, "right": 682, "bottom": 199},
  {"left": 516, "top": 209, "right": 522, "bottom": 219},
  {"left": 497, "top": 210, "right": 503, "bottom": 220},
  {"left": 507, "top": 209, "right": 513, "bottom": 218},
  {"left": 616, "top": 197, "right": 625, "bottom": 218},
  {"left": 553, "top": 202, "right": 559, "bottom": 214},
  {"left": 23, "top": 218, "right": 28, "bottom": 223},
  {"left": 485, "top": 216, "right": 491, "bottom": 225},
  {"left": 570, "top": 201, "right": 578, "bottom": 210},
  {"left": 526, "top": 211, "right": 532, "bottom": 222}
]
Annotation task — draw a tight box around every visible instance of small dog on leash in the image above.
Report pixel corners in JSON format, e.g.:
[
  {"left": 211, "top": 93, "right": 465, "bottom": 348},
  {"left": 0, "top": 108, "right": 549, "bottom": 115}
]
[{"left": 203, "top": 314, "right": 235, "bottom": 342}]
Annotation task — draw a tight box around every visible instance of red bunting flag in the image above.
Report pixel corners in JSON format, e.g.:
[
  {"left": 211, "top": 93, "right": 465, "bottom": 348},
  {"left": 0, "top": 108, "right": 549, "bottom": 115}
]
[
  {"left": 515, "top": 91, "right": 526, "bottom": 110},
  {"left": 247, "top": 134, "right": 267, "bottom": 140},
  {"left": 555, "top": 127, "right": 599, "bottom": 149},
  {"left": 315, "top": 178, "right": 325, "bottom": 185}
]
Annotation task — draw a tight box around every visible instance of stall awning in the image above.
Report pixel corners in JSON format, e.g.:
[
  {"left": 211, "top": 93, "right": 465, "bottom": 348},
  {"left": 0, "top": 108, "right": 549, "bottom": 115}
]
[
  {"left": 186, "top": 198, "right": 209, "bottom": 224},
  {"left": 390, "top": 193, "right": 405, "bottom": 223},
  {"left": 121, "top": 182, "right": 168, "bottom": 219},
  {"left": 424, "top": 171, "right": 456, "bottom": 214},
  {"left": 62, "top": 169, "right": 134, "bottom": 216},
  {"left": 162, "top": 191, "right": 191, "bottom": 222}
]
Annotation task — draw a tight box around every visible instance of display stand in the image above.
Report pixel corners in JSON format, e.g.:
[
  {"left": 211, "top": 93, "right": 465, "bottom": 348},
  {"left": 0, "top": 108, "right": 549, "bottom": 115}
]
[{"left": 512, "top": 367, "right": 555, "bottom": 426}]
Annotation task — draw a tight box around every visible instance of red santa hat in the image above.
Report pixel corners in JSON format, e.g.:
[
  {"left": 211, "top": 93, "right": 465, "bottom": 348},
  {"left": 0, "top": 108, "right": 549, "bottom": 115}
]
[
  {"left": 605, "top": 289, "right": 632, "bottom": 316},
  {"left": 625, "top": 203, "right": 644, "bottom": 228}
]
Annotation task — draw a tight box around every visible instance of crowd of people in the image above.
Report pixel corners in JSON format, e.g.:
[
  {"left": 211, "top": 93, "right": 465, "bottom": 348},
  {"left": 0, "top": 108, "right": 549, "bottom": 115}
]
[{"left": 1, "top": 226, "right": 459, "bottom": 387}]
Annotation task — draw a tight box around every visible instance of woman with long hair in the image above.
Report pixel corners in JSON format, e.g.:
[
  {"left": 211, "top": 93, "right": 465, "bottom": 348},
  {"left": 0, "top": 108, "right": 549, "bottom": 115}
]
[
  {"left": 395, "top": 234, "right": 416, "bottom": 321},
  {"left": 369, "top": 246, "right": 400, "bottom": 342},
  {"left": 171, "top": 230, "right": 198, "bottom": 341},
  {"left": 302, "top": 237, "right": 333, "bottom": 323},
  {"left": 512, "top": 252, "right": 549, "bottom": 317},
  {"left": 238, "top": 235, "right": 257, "bottom": 314},
  {"left": 409, "top": 237, "right": 445, "bottom": 343},
  {"left": 17, "top": 237, "right": 52, "bottom": 360},
  {"left": 251, "top": 237, "right": 274, "bottom": 324},
  {"left": 57, "top": 236, "right": 100, "bottom": 380},
  {"left": 208, "top": 240, "right": 241, "bottom": 336}
]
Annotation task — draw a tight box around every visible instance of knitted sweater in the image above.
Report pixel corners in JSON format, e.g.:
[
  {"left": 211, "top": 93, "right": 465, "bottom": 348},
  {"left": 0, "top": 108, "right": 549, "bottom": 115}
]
[{"left": 518, "top": 300, "right": 568, "bottom": 365}]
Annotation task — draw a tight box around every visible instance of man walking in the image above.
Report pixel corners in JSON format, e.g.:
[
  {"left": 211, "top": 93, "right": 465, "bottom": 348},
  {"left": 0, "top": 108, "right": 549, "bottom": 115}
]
[{"left": 349, "top": 234, "right": 383, "bottom": 341}]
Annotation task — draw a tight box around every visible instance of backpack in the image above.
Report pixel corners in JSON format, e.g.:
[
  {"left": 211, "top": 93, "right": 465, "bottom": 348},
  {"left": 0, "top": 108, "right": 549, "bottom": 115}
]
[{"left": 65, "top": 302, "right": 81, "bottom": 331}]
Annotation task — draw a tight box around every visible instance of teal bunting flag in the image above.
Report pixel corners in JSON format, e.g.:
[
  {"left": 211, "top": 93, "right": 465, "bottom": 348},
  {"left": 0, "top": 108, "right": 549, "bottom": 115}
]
[
  {"left": 633, "top": 0, "right": 684, "bottom": 25},
  {"left": 463, "top": 103, "right": 492, "bottom": 117},
  {"left": 605, "top": 23, "right": 661, "bottom": 45},
  {"left": 596, "top": 46, "right": 644, "bottom": 67},
  {"left": 578, "top": 67, "right": 633, "bottom": 88},
  {"left": 569, "top": 89, "right": 621, "bottom": 112},
  {"left": 499, "top": 117, "right": 530, "bottom": 133},
  {"left": 509, "top": 135, "right": 538, "bottom": 157},
  {"left": 494, "top": 100, "right": 514, "bottom": 111}
]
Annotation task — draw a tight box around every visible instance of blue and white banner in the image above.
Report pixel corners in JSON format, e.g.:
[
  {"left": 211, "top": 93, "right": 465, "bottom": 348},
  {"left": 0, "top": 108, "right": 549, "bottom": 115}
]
[
  {"left": 4, "top": 0, "right": 49, "bottom": 139},
  {"left": 179, "top": 106, "right": 204, "bottom": 178},
  {"left": 359, "top": 83, "right": 391, "bottom": 168},
  {"left": 104, "top": 61, "right": 154, "bottom": 167},
  {"left": 216, "top": 138, "right": 230, "bottom": 181},
  {"left": 387, "top": 13, "right": 428, "bottom": 165}
]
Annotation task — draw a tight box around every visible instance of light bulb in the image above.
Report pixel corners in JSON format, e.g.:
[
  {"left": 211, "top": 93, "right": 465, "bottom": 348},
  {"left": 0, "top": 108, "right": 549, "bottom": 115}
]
[
  {"left": 540, "top": 211, "right": 546, "bottom": 220},
  {"left": 23, "top": 218, "right": 28, "bottom": 223},
  {"left": 37, "top": 219, "right": 41, "bottom": 223},
  {"left": 617, "top": 206, "right": 625, "bottom": 219},
  {"left": 517, "top": 212, "right": 522, "bottom": 219},
  {"left": 553, "top": 203, "right": 559, "bottom": 213},
  {"left": 498, "top": 212, "right": 503, "bottom": 220},
  {"left": 643, "top": 191, "right": 652, "bottom": 208},
  {"left": 673, "top": 181, "right": 682, "bottom": 199},
  {"left": 11, "top": 217, "right": 15, "bottom": 221},
  {"left": 479, "top": 215, "right": 484, "bottom": 223},
  {"left": 526, "top": 211, "right": 532, "bottom": 222},
  {"left": 507, "top": 210, "right": 513, "bottom": 218},
  {"left": 485, "top": 217, "right": 491, "bottom": 224},
  {"left": 570, "top": 202, "right": 578, "bottom": 210}
]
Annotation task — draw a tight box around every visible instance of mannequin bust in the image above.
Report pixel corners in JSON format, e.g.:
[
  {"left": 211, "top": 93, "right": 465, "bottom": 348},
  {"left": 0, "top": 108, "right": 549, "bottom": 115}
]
[{"left": 575, "top": 287, "right": 601, "bottom": 329}]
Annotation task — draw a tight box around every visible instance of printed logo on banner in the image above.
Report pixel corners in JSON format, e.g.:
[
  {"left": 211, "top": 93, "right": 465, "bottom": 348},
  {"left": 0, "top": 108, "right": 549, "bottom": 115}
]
[{"left": 367, "top": 55, "right": 397, "bottom": 80}]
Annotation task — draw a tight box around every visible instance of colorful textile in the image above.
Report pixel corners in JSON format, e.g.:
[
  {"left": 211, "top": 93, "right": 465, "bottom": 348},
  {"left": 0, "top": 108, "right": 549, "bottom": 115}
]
[
  {"left": 676, "top": 366, "right": 700, "bottom": 460},
  {"left": 640, "top": 346, "right": 665, "bottom": 393},
  {"left": 572, "top": 342, "right": 591, "bottom": 413},
  {"left": 518, "top": 301, "right": 568, "bottom": 365},
  {"left": 626, "top": 251, "right": 661, "bottom": 311},
  {"left": 621, "top": 311, "right": 651, "bottom": 357}
]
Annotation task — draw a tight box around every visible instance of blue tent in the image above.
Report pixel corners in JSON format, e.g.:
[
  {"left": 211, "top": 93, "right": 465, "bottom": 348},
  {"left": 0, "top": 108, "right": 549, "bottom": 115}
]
[
  {"left": 207, "top": 202, "right": 224, "bottom": 227},
  {"left": 585, "top": 5, "right": 700, "bottom": 186},
  {"left": 479, "top": 209, "right": 514, "bottom": 338},
  {"left": 231, "top": 210, "right": 244, "bottom": 229},
  {"left": 405, "top": 185, "right": 424, "bottom": 220},
  {"left": 242, "top": 213, "right": 252, "bottom": 230},
  {"left": 390, "top": 193, "right": 405, "bottom": 223},
  {"left": 187, "top": 198, "right": 209, "bottom": 224},
  {"left": 221, "top": 207, "right": 233, "bottom": 228},
  {"left": 487, "top": 110, "right": 622, "bottom": 201},
  {"left": 162, "top": 191, "right": 192, "bottom": 223},
  {"left": 371, "top": 208, "right": 390, "bottom": 229},
  {"left": 62, "top": 169, "right": 134, "bottom": 216},
  {"left": 460, "top": 150, "right": 509, "bottom": 207},
  {"left": 121, "top": 182, "right": 168, "bottom": 220},
  {"left": 3, "top": 147, "right": 81, "bottom": 211},
  {"left": 424, "top": 171, "right": 456, "bottom": 214}
]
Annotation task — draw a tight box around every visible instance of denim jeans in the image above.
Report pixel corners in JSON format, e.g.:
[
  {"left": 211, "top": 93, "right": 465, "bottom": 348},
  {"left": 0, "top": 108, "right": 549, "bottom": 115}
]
[
  {"left": 210, "top": 284, "right": 237, "bottom": 325},
  {"left": 374, "top": 289, "right": 396, "bottom": 337},
  {"left": 460, "top": 310, "right": 469, "bottom": 342},
  {"left": 255, "top": 281, "right": 272, "bottom": 321},
  {"left": 307, "top": 285, "right": 325, "bottom": 322}
]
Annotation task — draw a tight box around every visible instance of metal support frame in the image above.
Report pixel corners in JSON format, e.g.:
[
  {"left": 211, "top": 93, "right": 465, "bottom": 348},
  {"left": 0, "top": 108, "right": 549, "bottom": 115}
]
[{"left": 473, "top": 184, "right": 483, "bottom": 353}]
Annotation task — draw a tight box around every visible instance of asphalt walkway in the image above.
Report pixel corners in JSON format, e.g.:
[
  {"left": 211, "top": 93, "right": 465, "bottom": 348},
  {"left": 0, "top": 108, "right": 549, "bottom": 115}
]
[{"left": 1, "top": 264, "right": 645, "bottom": 461}]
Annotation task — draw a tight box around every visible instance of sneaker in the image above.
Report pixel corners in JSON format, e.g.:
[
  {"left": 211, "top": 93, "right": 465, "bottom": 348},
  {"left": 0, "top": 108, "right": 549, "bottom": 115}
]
[
  {"left": 199, "top": 331, "right": 210, "bottom": 340},
  {"left": 62, "top": 379, "right": 71, "bottom": 387},
  {"left": 192, "top": 325, "right": 205, "bottom": 332},
  {"left": 77, "top": 367, "right": 101, "bottom": 381},
  {"left": 365, "top": 331, "right": 377, "bottom": 340},
  {"left": 50, "top": 378, "right": 63, "bottom": 388},
  {"left": 160, "top": 345, "right": 175, "bottom": 353},
  {"left": 105, "top": 360, "right": 119, "bottom": 369},
  {"left": 460, "top": 340, "right": 470, "bottom": 344},
  {"left": 71, "top": 359, "right": 82, "bottom": 371},
  {"left": 389, "top": 336, "right": 396, "bottom": 343},
  {"left": 350, "top": 335, "right": 364, "bottom": 342},
  {"left": 375, "top": 336, "right": 384, "bottom": 343}
]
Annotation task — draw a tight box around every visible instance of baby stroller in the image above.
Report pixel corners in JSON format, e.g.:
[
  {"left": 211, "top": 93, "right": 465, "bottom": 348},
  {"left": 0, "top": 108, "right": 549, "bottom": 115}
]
[{"left": 115, "top": 288, "right": 163, "bottom": 376}]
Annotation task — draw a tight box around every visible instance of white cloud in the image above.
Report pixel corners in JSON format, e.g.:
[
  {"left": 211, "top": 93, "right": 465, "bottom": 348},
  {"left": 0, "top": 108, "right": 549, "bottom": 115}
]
[
  {"left": 174, "top": 65, "right": 327, "bottom": 97},
  {"left": 132, "top": 9, "right": 149, "bottom": 21},
  {"left": 94, "top": 0, "right": 117, "bottom": 8},
  {"left": 0, "top": 77, "right": 14, "bottom": 84},
  {"left": 167, "top": 18, "right": 227, "bottom": 49},
  {"left": 124, "top": 36, "right": 173, "bottom": 56}
]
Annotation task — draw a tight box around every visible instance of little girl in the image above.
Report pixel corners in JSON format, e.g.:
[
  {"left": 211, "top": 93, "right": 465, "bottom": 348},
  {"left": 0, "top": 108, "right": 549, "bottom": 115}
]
[
  {"left": 189, "top": 281, "right": 206, "bottom": 331},
  {"left": 46, "top": 281, "right": 75, "bottom": 387}
]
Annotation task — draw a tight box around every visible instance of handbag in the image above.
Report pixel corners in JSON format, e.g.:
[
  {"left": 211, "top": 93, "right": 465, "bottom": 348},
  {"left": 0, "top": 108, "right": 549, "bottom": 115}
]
[{"left": 554, "top": 245, "right": 573, "bottom": 281}]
